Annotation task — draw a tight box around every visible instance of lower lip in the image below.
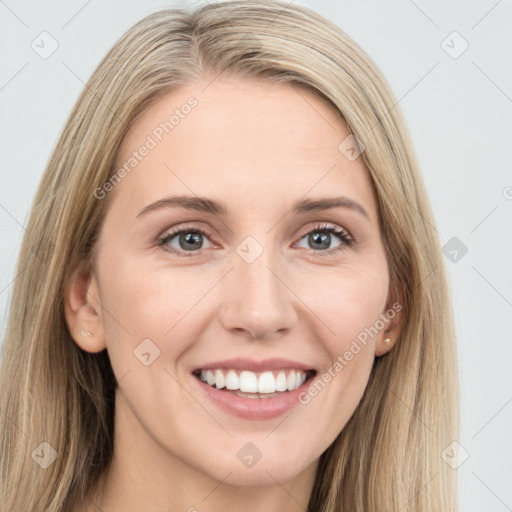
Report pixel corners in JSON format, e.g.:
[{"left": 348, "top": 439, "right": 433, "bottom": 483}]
[{"left": 192, "top": 374, "right": 313, "bottom": 420}]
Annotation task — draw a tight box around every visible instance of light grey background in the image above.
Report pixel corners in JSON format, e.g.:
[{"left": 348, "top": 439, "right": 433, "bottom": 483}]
[{"left": 1, "top": 1, "right": 511, "bottom": 510}]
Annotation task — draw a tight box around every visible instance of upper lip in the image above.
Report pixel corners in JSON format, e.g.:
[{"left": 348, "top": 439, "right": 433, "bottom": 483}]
[{"left": 192, "top": 358, "right": 316, "bottom": 373}]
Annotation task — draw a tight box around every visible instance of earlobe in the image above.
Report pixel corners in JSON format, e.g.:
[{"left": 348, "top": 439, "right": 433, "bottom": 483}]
[
  {"left": 375, "top": 282, "right": 404, "bottom": 357},
  {"left": 375, "top": 334, "right": 398, "bottom": 357},
  {"left": 64, "top": 268, "right": 107, "bottom": 353}
]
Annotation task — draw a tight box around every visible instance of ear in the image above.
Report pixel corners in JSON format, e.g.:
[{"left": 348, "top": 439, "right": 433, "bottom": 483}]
[
  {"left": 64, "top": 267, "right": 106, "bottom": 353},
  {"left": 375, "top": 281, "right": 405, "bottom": 357}
]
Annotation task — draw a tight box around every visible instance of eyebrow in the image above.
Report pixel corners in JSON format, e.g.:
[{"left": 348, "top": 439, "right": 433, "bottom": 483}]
[{"left": 136, "top": 195, "right": 370, "bottom": 221}]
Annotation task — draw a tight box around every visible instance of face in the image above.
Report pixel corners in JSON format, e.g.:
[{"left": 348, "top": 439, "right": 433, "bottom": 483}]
[{"left": 68, "top": 77, "right": 400, "bottom": 487}]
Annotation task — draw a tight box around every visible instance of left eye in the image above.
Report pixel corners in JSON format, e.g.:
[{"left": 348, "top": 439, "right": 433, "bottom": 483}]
[{"left": 295, "top": 224, "right": 352, "bottom": 251}]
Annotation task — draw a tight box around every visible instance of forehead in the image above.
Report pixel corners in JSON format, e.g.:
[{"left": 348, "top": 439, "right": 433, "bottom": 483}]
[
  {"left": 111, "top": 77, "right": 377, "bottom": 220},
  {"left": 116, "top": 78, "right": 344, "bottom": 160}
]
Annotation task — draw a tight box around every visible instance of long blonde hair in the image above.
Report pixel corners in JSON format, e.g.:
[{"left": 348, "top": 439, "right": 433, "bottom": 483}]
[{"left": 0, "top": 1, "right": 458, "bottom": 510}]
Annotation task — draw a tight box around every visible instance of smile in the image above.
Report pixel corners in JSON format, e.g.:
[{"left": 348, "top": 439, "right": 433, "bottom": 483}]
[
  {"left": 194, "top": 368, "right": 314, "bottom": 397},
  {"left": 191, "top": 358, "right": 317, "bottom": 419}
]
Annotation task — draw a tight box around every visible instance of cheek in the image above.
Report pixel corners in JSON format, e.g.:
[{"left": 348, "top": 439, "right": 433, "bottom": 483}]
[
  {"left": 95, "top": 256, "right": 213, "bottom": 371},
  {"left": 293, "top": 262, "right": 389, "bottom": 428},
  {"left": 94, "top": 260, "right": 211, "bottom": 423},
  {"left": 301, "top": 260, "right": 389, "bottom": 348}
]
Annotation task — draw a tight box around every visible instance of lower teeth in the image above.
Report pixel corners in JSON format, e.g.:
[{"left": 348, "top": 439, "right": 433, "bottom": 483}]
[{"left": 232, "top": 390, "right": 286, "bottom": 398}]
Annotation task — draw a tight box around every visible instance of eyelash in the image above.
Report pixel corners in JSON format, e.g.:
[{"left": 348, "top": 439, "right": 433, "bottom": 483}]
[{"left": 157, "top": 222, "right": 354, "bottom": 258}]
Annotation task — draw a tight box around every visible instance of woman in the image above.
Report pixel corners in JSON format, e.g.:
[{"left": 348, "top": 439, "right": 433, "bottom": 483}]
[{"left": 0, "top": 1, "right": 458, "bottom": 510}]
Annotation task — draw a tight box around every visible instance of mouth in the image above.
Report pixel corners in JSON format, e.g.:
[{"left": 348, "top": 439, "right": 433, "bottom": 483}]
[
  {"left": 192, "top": 368, "right": 317, "bottom": 399},
  {"left": 190, "top": 357, "right": 318, "bottom": 419}
]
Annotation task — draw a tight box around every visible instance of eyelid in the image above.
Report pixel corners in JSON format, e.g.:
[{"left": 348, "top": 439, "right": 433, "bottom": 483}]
[
  {"left": 159, "top": 222, "right": 214, "bottom": 238},
  {"left": 294, "top": 222, "right": 352, "bottom": 241}
]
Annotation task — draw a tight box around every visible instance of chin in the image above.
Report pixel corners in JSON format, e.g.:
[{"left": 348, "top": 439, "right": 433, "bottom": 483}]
[{"left": 205, "top": 453, "right": 313, "bottom": 487}]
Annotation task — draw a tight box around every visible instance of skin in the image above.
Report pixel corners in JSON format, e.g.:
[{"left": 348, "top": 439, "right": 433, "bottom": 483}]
[{"left": 65, "top": 77, "right": 402, "bottom": 512}]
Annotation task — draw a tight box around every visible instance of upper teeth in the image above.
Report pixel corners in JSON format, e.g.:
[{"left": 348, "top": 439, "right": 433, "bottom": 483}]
[{"left": 199, "top": 369, "right": 307, "bottom": 393}]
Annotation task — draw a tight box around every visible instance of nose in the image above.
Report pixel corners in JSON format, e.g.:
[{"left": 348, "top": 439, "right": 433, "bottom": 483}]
[{"left": 218, "top": 245, "right": 298, "bottom": 340}]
